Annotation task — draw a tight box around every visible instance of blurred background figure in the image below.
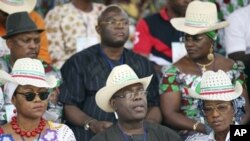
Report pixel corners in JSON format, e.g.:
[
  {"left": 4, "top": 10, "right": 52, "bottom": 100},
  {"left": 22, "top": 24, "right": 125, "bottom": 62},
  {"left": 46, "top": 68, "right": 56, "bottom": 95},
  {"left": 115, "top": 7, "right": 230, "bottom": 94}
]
[
  {"left": 160, "top": 1, "right": 250, "bottom": 140},
  {"left": 204, "top": 0, "right": 249, "bottom": 55},
  {"left": 0, "top": 0, "right": 51, "bottom": 64},
  {"left": 224, "top": 3, "right": 250, "bottom": 97},
  {"left": 132, "top": 0, "right": 192, "bottom": 73},
  {"left": 0, "top": 58, "right": 76, "bottom": 141},
  {"left": 186, "top": 70, "right": 245, "bottom": 141},
  {"left": 45, "top": 0, "right": 106, "bottom": 68}
]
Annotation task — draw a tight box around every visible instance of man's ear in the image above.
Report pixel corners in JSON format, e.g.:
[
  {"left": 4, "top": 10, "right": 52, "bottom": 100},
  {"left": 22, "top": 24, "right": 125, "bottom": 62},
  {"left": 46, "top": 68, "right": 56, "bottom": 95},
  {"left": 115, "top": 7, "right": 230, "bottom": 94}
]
[
  {"left": 110, "top": 99, "right": 116, "bottom": 111},
  {"left": 6, "top": 39, "right": 13, "bottom": 50}
]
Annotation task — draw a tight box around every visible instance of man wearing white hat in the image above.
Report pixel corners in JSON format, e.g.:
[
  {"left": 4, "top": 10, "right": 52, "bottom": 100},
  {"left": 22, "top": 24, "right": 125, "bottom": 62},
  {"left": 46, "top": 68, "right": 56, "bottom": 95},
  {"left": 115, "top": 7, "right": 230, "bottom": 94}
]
[
  {"left": 91, "top": 64, "right": 181, "bottom": 141},
  {"left": 0, "top": 0, "right": 51, "bottom": 64},
  {"left": 186, "top": 70, "right": 245, "bottom": 141}
]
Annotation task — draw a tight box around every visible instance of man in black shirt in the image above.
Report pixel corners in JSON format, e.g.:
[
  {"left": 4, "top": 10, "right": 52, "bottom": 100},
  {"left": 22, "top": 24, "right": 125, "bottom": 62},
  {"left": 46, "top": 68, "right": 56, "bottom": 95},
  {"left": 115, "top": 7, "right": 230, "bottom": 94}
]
[{"left": 59, "top": 5, "right": 161, "bottom": 141}]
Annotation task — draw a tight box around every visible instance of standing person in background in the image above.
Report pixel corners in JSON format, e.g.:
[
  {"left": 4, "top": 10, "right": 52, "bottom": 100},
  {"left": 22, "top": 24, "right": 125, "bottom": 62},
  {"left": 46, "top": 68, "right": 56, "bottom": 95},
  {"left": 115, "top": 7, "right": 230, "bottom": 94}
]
[
  {"left": 91, "top": 64, "right": 181, "bottom": 141},
  {"left": 204, "top": 0, "right": 249, "bottom": 55},
  {"left": 0, "top": 12, "right": 62, "bottom": 124},
  {"left": 224, "top": 4, "right": 250, "bottom": 96},
  {"left": 59, "top": 5, "right": 161, "bottom": 141},
  {"left": 133, "top": 0, "right": 192, "bottom": 73},
  {"left": 45, "top": 0, "right": 106, "bottom": 69},
  {"left": 0, "top": 0, "right": 51, "bottom": 64},
  {"left": 160, "top": 1, "right": 250, "bottom": 140},
  {"left": 186, "top": 70, "right": 245, "bottom": 141}
]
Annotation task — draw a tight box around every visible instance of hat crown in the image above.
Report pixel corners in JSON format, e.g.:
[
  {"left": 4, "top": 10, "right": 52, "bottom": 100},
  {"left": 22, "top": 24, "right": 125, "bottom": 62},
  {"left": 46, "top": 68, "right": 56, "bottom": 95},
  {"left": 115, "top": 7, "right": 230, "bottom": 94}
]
[
  {"left": 3, "top": 11, "right": 42, "bottom": 39},
  {"left": 200, "top": 70, "right": 234, "bottom": 94},
  {"left": 106, "top": 65, "right": 139, "bottom": 86},
  {"left": 11, "top": 58, "right": 46, "bottom": 80},
  {"left": 1, "top": 0, "right": 24, "bottom": 5},
  {"left": 185, "top": 1, "right": 218, "bottom": 27}
]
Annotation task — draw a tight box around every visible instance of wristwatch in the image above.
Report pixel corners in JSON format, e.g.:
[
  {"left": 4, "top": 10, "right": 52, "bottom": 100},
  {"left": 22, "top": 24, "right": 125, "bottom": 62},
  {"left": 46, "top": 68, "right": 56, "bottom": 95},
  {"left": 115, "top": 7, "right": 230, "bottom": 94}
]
[{"left": 83, "top": 118, "right": 94, "bottom": 131}]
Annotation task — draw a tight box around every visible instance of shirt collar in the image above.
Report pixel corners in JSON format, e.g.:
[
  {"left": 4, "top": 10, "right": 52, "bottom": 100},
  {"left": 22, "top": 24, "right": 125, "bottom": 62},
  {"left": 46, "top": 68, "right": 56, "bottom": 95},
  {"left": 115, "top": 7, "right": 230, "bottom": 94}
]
[
  {"left": 160, "top": 8, "right": 170, "bottom": 21},
  {"left": 208, "top": 131, "right": 230, "bottom": 141}
]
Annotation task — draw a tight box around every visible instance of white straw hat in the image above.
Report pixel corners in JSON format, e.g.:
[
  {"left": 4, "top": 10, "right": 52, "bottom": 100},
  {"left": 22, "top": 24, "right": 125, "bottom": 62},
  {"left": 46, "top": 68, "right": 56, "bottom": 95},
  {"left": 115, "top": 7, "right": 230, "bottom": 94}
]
[
  {"left": 96, "top": 64, "right": 152, "bottom": 113},
  {"left": 188, "top": 70, "right": 242, "bottom": 101},
  {"left": 0, "top": 0, "right": 36, "bottom": 14},
  {"left": 170, "top": 1, "right": 229, "bottom": 35},
  {"left": 0, "top": 58, "right": 57, "bottom": 89}
]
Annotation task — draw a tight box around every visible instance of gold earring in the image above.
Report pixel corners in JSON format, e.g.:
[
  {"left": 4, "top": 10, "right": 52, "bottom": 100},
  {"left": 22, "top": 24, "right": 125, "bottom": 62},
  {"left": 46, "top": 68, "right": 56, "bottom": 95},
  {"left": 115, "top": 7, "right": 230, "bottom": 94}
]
[{"left": 207, "top": 46, "right": 214, "bottom": 61}]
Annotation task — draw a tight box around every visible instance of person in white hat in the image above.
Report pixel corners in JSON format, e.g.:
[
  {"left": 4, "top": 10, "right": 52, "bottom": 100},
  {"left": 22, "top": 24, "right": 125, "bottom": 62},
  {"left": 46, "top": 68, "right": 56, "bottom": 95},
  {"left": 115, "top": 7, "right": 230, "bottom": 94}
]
[
  {"left": 159, "top": 0, "right": 250, "bottom": 140},
  {"left": 0, "top": 0, "right": 51, "bottom": 64},
  {"left": 0, "top": 58, "right": 76, "bottom": 141},
  {"left": 91, "top": 64, "right": 181, "bottom": 141},
  {"left": 185, "top": 70, "right": 245, "bottom": 141},
  {"left": 0, "top": 11, "right": 63, "bottom": 124}
]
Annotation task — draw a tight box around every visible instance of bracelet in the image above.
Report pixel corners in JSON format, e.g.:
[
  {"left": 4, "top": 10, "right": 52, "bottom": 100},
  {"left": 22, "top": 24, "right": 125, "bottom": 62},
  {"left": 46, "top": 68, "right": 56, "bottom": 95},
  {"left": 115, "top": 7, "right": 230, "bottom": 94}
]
[
  {"left": 83, "top": 118, "right": 95, "bottom": 130},
  {"left": 193, "top": 121, "right": 200, "bottom": 131}
]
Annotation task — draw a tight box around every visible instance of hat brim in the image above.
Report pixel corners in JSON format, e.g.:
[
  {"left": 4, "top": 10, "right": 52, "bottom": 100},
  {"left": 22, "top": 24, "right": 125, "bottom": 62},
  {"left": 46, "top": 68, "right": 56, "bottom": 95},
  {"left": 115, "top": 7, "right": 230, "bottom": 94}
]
[
  {"left": 96, "top": 75, "right": 153, "bottom": 113},
  {"left": 2, "top": 28, "right": 44, "bottom": 39},
  {"left": 0, "top": 0, "right": 36, "bottom": 14},
  {"left": 170, "top": 18, "right": 229, "bottom": 35},
  {"left": 0, "top": 70, "right": 57, "bottom": 88},
  {"left": 188, "top": 81, "right": 243, "bottom": 101}
]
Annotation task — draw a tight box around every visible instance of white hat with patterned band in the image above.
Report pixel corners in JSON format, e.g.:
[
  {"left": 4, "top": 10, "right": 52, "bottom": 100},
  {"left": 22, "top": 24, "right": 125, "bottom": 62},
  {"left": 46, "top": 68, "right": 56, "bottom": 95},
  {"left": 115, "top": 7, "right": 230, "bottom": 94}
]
[
  {"left": 96, "top": 64, "right": 152, "bottom": 113},
  {"left": 0, "top": 0, "right": 36, "bottom": 14},
  {"left": 188, "top": 70, "right": 242, "bottom": 101},
  {"left": 0, "top": 58, "right": 57, "bottom": 88},
  {"left": 170, "top": 1, "right": 229, "bottom": 35}
]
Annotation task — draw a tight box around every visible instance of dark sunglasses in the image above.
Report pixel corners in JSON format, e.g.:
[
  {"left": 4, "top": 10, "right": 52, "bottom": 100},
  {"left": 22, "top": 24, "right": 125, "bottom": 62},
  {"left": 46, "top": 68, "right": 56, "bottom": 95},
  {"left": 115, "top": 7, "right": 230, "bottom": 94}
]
[{"left": 15, "top": 91, "right": 50, "bottom": 101}]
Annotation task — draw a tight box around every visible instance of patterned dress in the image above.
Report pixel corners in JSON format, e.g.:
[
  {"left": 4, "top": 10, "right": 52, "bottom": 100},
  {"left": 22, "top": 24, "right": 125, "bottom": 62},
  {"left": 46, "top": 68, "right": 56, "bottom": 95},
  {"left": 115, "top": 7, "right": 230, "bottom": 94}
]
[
  {"left": 45, "top": 2, "right": 106, "bottom": 68},
  {"left": 0, "top": 121, "right": 76, "bottom": 141}
]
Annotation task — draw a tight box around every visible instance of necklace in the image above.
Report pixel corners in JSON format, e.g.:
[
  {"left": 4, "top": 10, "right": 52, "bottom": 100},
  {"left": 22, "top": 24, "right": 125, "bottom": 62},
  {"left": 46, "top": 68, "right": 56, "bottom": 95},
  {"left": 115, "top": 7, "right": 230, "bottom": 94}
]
[
  {"left": 11, "top": 116, "right": 46, "bottom": 137},
  {"left": 196, "top": 58, "right": 215, "bottom": 73}
]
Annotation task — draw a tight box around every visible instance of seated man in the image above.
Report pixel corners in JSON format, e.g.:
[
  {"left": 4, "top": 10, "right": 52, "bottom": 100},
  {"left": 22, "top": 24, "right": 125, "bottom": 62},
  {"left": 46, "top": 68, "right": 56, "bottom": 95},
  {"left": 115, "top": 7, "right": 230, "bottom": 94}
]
[
  {"left": 91, "top": 64, "right": 181, "bottom": 141},
  {"left": 0, "top": 0, "right": 51, "bottom": 64}
]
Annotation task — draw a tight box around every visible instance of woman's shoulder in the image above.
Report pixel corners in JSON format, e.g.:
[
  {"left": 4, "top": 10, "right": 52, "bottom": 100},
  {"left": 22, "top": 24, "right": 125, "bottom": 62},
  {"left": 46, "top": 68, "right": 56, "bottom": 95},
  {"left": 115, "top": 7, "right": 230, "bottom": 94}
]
[
  {"left": 215, "top": 55, "right": 244, "bottom": 72},
  {"left": 47, "top": 121, "right": 76, "bottom": 141},
  {"left": 215, "top": 55, "right": 234, "bottom": 68},
  {"left": 48, "top": 121, "right": 70, "bottom": 130}
]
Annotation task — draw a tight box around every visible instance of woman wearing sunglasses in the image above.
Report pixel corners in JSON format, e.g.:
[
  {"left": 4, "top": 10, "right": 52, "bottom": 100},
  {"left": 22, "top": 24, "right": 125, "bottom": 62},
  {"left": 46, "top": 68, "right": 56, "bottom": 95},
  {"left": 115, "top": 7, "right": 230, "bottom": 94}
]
[
  {"left": 185, "top": 70, "right": 245, "bottom": 141},
  {"left": 0, "top": 58, "right": 76, "bottom": 141},
  {"left": 159, "top": 1, "right": 250, "bottom": 140}
]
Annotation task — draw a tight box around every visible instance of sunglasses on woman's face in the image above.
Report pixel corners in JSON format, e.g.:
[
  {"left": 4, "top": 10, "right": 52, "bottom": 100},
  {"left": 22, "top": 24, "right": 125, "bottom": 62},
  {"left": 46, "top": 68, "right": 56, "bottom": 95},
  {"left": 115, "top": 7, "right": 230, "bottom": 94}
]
[{"left": 15, "top": 91, "right": 50, "bottom": 101}]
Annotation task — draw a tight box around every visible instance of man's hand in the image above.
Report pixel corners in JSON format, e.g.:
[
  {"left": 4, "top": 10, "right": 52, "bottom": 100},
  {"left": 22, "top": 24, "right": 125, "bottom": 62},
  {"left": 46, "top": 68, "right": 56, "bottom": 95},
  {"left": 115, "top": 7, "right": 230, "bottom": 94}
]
[{"left": 90, "top": 120, "right": 113, "bottom": 133}]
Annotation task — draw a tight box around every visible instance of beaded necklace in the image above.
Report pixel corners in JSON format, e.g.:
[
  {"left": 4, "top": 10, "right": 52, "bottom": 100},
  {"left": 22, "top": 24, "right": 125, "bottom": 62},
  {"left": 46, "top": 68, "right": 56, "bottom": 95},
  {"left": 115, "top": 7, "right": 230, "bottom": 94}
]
[{"left": 11, "top": 116, "right": 45, "bottom": 138}]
